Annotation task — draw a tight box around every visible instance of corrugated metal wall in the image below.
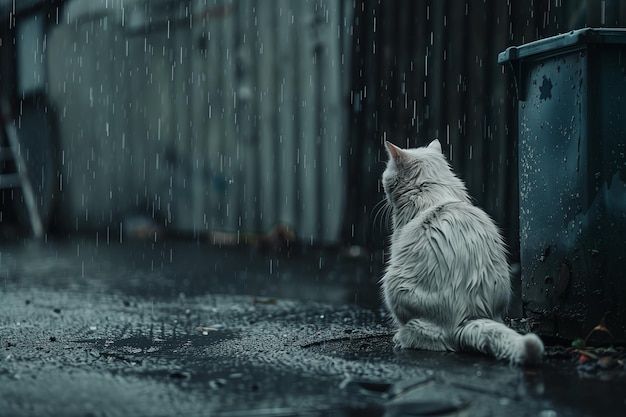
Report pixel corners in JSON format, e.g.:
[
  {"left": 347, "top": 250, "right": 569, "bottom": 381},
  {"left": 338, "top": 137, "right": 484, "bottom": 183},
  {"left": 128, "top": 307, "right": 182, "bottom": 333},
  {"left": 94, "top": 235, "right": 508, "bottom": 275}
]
[
  {"left": 344, "top": 0, "right": 626, "bottom": 254},
  {"left": 44, "top": 0, "right": 626, "bottom": 248},
  {"left": 47, "top": 0, "right": 350, "bottom": 244}
]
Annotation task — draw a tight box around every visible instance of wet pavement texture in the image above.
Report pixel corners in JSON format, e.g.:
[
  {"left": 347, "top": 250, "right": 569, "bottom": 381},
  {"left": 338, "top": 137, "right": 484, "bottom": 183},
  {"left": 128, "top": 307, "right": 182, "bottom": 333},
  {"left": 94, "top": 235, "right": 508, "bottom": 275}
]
[{"left": 1, "top": 239, "right": 626, "bottom": 417}]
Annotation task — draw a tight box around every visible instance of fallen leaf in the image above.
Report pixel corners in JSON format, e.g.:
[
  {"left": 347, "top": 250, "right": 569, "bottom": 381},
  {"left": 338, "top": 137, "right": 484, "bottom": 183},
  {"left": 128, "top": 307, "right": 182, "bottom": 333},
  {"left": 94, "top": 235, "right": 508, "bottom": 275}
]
[
  {"left": 590, "top": 324, "right": 612, "bottom": 336},
  {"left": 583, "top": 318, "right": 613, "bottom": 345},
  {"left": 195, "top": 326, "right": 219, "bottom": 334},
  {"left": 253, "top": 297, "right": 277, "bottom": 305},
  {"left": 597, "top": 356, "right": 619, "bottom": 369},
  {"left": 576, "top": 350, "right": 598, "bottom": 360}
]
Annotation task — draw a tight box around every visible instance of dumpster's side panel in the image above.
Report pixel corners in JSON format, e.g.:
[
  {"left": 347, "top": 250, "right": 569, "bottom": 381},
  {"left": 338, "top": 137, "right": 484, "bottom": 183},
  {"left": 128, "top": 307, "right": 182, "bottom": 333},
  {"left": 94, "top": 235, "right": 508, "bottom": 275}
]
[
  {"left": 518, "top": 42, "right": 626, "bottom": 341},
  {"left": 518, "top": 48, "right": 591, "bottom": 337}
]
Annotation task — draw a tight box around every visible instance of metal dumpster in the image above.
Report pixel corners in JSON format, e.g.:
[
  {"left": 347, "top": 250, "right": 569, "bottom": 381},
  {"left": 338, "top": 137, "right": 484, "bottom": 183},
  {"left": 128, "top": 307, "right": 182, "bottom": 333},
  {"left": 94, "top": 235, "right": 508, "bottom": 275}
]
[{"left": 499, "top": 28, "right": 626, "bottom": 342}]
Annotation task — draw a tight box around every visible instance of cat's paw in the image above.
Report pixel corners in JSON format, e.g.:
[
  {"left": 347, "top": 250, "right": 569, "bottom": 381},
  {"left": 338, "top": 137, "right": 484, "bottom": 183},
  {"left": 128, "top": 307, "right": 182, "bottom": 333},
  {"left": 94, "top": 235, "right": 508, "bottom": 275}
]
[
  {"left": 393, "top": 326, "right": 416, "bottom": 348},
  {"left": 509, "top": 333, "right": 544, "bottom": 365},
  {"left": 392, "top": 333, "right": 402, "bottom": 348},
  {"left": 394, "top": 332, "right": 417, "bottom": 349},
  {"left": 520, "top": 333, "right": 544, "bottom": 364},
  {"left": 393, "top": 322, "right": 448, "bottom": 351}
]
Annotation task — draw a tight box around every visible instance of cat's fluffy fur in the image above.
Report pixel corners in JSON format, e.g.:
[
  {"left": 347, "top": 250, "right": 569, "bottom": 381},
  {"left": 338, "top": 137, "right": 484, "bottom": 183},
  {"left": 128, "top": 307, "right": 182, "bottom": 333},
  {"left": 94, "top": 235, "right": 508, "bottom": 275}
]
[{"left": 381, "top": 139, "right": 544, "bottom": 365}]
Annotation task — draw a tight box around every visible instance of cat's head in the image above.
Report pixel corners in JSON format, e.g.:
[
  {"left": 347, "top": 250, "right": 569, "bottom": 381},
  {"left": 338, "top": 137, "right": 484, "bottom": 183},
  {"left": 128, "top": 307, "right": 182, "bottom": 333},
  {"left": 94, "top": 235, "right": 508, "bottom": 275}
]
[{"left": 382, "top": 139, "right": 467, "bottom": 216}]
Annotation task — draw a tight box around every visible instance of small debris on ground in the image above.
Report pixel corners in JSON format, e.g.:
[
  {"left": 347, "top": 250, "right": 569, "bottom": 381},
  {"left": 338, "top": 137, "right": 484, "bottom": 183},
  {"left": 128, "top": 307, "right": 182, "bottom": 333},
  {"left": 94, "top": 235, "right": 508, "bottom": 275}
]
[
  {"left": 195, "top": 326, "right": 219, "bottom": 335},
  {"left": 545, "top": 345, "right": 626, "bottom": 374}
]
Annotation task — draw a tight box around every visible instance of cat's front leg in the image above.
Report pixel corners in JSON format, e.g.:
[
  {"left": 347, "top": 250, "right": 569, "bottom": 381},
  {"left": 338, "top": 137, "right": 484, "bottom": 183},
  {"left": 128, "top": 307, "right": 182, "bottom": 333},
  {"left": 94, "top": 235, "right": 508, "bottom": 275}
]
[{"left": 394, "top": 318, "right": 450, "bottom": 351}]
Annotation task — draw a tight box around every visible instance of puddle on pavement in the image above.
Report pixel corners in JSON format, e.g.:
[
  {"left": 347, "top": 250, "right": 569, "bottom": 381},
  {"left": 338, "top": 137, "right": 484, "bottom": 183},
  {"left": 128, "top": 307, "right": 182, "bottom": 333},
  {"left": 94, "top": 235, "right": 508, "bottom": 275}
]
[
  {"left": 74, "top": 332, "right": 237, "bottom": 364},
  {"left": 303, "top": 333, "right": 396, "bottom": 362}
]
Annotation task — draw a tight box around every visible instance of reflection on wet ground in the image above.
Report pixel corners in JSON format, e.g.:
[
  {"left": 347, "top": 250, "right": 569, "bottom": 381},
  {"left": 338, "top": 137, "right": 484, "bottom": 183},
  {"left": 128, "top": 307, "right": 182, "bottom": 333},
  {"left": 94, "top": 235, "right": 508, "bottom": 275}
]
[
  {"left": 1, "top": 239, "right": 625, "bottom": 416},
  {"left": 1, "top": 238, "right": 382, "bottom": 307}
]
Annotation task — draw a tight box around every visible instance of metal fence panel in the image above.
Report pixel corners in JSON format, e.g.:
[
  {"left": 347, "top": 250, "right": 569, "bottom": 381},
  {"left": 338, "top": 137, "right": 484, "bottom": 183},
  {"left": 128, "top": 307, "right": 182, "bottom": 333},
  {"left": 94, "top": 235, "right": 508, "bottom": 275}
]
[{"left": 47, "top": 0, "right": 348, "bottom": 244}]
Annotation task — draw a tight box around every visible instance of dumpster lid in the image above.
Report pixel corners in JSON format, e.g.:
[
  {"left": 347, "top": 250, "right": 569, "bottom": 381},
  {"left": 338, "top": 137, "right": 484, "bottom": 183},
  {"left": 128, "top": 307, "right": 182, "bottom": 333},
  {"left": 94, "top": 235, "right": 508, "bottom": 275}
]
[{"left": 498, "top": 28, "right": 626, "bottom": 64}]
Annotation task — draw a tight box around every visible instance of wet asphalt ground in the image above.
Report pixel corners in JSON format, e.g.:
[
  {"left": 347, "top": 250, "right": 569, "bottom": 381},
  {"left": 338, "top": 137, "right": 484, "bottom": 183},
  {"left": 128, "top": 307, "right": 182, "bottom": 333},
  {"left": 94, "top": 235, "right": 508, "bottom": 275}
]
[{"left": 1, "top": 238, "right": 626, "bottom": 417}]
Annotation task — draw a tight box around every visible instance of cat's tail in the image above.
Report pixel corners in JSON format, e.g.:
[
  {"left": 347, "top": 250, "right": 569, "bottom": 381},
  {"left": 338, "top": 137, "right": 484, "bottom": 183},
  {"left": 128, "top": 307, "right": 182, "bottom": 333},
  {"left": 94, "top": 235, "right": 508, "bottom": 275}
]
[{"left": 454, "top": 319, "right": 544, "bottom": 365}]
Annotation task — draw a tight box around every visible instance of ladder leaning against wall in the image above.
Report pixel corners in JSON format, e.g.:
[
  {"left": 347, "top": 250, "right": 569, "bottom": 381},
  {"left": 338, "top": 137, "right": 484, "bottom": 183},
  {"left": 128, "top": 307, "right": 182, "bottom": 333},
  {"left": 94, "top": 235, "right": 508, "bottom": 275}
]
[{"left": 0, "top": 98, "right": 43, "bottom": 238}]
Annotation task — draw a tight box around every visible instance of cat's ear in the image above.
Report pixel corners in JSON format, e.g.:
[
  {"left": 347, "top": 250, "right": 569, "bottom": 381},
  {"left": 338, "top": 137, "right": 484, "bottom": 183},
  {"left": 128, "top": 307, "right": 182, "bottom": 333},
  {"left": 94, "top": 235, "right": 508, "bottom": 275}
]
[
  {"left": 385, "top": 141, "right": 404, "bottom": 161},
  {"left": 427, "top": 139, "right": 442, "bottom": 153}
]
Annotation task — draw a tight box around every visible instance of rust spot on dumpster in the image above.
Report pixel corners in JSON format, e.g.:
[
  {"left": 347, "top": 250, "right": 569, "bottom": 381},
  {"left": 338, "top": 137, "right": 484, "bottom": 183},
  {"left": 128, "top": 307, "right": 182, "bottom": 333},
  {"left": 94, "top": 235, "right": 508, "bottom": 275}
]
[{"left": 555, "top": 262, "right": 571, "bottom": 298}]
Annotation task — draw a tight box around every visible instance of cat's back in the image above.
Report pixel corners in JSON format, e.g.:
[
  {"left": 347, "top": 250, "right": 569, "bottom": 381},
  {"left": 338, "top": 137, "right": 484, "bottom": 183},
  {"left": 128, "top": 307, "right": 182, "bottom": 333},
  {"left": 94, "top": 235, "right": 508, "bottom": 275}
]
[{"left": 389, "top": 198, "right": 507, "bottom": 276}]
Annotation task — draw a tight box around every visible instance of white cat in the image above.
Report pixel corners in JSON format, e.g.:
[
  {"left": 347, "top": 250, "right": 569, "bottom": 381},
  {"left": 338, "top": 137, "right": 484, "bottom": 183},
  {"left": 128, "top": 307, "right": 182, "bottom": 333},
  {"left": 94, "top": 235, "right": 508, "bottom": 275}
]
[{"left": 381, "top": 139, "right": 544, "bottom": 365}]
